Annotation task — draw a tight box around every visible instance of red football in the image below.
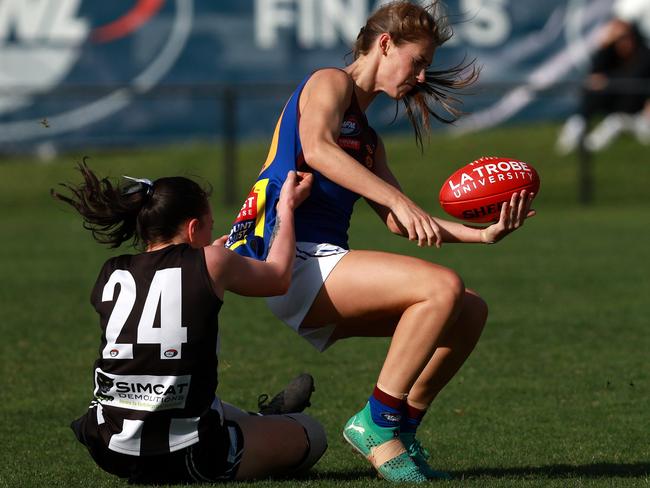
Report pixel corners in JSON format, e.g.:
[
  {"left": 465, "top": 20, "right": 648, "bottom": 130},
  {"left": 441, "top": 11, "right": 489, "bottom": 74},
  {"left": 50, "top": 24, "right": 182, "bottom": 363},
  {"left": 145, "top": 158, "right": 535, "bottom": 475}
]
[{"left": 439, "top": 157, "right": 540, "bottom": 223}]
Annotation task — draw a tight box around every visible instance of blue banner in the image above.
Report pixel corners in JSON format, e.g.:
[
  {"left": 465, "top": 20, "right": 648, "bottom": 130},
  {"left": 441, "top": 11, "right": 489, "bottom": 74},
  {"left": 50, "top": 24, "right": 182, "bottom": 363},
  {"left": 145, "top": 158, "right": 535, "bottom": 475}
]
[{"left": 0, "top": 0, "right": 615, "bottom": 149}]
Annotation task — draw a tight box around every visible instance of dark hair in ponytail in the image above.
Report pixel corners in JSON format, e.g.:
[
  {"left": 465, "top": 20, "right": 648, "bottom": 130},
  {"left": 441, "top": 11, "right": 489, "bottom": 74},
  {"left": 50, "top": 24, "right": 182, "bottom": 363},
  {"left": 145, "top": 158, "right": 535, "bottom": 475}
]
[
  {"left": 353, "top": 1, "right": 480, "bottom": 148},
  {"left": 51, "top": 161, "right": 211, "bottom": 248}
]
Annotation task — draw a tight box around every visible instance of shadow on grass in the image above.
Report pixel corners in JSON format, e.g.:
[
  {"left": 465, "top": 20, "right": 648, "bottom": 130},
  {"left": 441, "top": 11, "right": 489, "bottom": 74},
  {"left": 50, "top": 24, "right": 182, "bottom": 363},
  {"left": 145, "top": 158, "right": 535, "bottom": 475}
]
[
  {"left": 456, "top": 462, "right": 650, "bottom": 479},
  {"left": 283, "top": 467, "right": 376, "bottom": 482},
  {"left": 289, "top": 463, "right": 650, "bottom": 482}
]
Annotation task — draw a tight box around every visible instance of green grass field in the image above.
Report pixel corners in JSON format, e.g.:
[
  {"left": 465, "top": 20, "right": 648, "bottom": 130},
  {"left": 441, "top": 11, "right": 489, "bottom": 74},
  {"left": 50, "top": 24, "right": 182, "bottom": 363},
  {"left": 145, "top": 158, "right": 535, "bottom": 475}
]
[{"left": 1, "top": 123, "right": 649, "bottom": 487}]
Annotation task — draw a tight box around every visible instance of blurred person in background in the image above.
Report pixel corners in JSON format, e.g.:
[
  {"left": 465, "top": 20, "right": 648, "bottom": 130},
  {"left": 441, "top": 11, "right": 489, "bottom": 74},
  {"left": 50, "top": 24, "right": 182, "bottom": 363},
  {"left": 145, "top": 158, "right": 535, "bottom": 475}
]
[
  {"left": 614, "top": 0, "right": 650, "bottom": 41},
  {"left": 557, "top": 0, "right": 650, "bottom": 154},
  {"left": 226, "top": 1, "right": 535, "bottom": 482},
  {"left": 54, "top": 165, "right": 326, "bottom": 484}
]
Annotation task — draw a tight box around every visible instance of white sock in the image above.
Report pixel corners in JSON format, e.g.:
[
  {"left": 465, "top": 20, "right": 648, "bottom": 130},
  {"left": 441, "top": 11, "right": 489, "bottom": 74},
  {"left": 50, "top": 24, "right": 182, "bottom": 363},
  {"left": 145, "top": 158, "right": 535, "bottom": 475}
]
[
  {"left": 556, "top": 114, "right": 587, "bottom": 154},
  {"left": 584, "top": 113, "right": 631, "bottom": 152}
]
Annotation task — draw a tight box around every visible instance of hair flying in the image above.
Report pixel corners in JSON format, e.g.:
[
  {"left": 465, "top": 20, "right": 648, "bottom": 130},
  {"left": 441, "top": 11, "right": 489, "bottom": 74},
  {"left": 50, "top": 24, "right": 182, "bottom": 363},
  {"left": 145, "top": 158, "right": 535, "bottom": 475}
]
[
  {"left": 353, "top": 0, "right": 480, "bottom": 149},
  {"left": 51, "top": 160, "right": 211, "bottom": 248}
]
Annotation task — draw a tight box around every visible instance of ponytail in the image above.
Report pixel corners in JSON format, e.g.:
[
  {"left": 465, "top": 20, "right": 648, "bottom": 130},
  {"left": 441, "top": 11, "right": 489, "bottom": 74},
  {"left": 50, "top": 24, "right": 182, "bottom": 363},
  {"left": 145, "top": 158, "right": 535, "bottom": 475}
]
[
  {"left": 52, "top": 160, "right": 211, "bottom": 248},
  {"left": 52, "top": 160, "right": 147, "bottom": 248}
]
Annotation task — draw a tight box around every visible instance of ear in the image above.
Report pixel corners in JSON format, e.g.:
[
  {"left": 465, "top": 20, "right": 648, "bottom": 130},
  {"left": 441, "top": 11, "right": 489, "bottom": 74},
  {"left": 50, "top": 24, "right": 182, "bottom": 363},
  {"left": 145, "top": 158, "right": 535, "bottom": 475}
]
[
  {"left": 186, "top": 217, "right": 201, "bottom": 246},
  {"left": 378, "top": 32, "right": 391, "bottom": 56}
]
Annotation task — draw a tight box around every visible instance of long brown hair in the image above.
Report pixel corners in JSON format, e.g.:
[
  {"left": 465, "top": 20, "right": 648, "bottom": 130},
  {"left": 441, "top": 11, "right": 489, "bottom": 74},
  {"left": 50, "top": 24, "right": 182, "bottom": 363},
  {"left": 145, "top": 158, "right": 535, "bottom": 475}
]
[
  {"left": 353, "top": 1, "right": 480, "bottom": 148},
  {"left": 52, "top": 160, "right": 211, "bottom": 248}
]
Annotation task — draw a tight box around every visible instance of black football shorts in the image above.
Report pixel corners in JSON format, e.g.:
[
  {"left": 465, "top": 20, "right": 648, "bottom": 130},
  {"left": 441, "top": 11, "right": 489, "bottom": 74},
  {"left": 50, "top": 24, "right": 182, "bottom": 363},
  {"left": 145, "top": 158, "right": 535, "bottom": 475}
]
[{"left": 70, "top": 410, "right": 244, "bottom": 484}]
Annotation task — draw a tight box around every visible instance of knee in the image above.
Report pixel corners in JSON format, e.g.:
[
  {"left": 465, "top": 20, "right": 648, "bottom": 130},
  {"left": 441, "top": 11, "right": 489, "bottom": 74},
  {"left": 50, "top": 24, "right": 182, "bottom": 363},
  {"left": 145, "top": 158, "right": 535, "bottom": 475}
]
[
  {"left": 428, "top": 268, "right": 465, "bottom": 314},
  {"left": 284, "top": 413, "right": 328, "bottom": 474}
]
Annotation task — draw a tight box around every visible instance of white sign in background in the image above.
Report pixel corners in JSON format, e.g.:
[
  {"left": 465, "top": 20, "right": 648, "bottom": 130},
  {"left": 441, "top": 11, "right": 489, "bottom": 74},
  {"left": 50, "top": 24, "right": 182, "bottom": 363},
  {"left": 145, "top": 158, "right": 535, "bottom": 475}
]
[{"left": 0, "top": 0, "right": 615, "bottom": 144}]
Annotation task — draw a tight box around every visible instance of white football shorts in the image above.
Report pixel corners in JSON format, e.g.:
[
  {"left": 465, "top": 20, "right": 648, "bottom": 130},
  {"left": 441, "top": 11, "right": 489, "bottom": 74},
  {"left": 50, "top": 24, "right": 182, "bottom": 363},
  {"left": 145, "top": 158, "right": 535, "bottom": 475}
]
[{"left": 266, "top": 242, "right": 348, "bottom": 351}]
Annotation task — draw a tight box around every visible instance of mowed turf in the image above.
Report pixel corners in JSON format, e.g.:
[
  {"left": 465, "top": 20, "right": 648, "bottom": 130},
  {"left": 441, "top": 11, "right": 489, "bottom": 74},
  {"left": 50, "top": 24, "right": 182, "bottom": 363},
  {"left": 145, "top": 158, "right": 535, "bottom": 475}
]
[{"left": 1, "top": 123, "right": 648, "bottom": 487}]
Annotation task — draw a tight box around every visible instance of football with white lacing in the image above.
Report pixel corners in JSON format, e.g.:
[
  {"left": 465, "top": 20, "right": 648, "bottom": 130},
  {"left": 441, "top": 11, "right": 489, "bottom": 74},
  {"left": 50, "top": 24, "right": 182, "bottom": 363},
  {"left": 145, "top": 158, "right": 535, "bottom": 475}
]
[{"left": 439, "top": 156, "right": 540, "bottom": 223}]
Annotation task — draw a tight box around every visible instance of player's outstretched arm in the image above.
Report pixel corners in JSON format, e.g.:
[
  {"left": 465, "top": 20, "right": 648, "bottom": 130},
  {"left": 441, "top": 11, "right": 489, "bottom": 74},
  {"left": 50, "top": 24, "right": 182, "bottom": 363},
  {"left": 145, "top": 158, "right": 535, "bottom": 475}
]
[
  {"left": 300, "top": 71, "right": 442, "bottom": 248},
  {"left": 433, "top": 190, "right": 536, "bottom": 244},
  {"left": 364, "top": 136, "right": 444, "bottom": 248},
  {"left": 204, "top": 171, "right": 312, "bottom": 297},
  {"left": 368, "top": 145, "right": 535, "bottom": 244}
]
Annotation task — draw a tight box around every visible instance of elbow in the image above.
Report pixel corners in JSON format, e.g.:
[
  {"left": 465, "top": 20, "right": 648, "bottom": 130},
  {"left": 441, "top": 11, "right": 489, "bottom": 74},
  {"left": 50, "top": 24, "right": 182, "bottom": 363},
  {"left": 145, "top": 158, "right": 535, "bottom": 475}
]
[
  {"left": 301, "top": 141, "right": 329, "bottom": 168},
  {"left": 301, "top": 146, "right": 318, "bottom": 167},
  {"left": 274, "top": 274, "right": 291, "bottom": 295},
  {"left": 264, "top": 262, "right": 292, "bottom": 296},
  {"left": 271, "top": 265, "right": 292, "bottom": 295}
]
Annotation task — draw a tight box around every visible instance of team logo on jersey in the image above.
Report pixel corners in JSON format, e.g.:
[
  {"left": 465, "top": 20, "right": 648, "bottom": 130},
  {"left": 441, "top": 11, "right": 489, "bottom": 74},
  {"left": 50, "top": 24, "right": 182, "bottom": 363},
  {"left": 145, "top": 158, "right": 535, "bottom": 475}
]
[
  {"left": 226, "top": 187, "right": 259, "bottom": 248},
  {"left": 338, "top": 137, "right": 360, "bottom": 150},
  {"left": 340, "top": 115, "right": 361, "bottom": 136},
  {"left": 234, "top": 188, "right": 260, "bottom": 223},
  {"left": 226, "top": 179, "right": 270, "bottom": 252},
  {"left": 164, "top": 349, "right": 178, "bottom": 358},
  {"left": 0, "top": 0, "right": 193, "bottom": 143},
  {"left": 96, "top": 371, "right": 115, "bottom": 401},
  {"left": 94, "top": 368, "right": 191, "bottom": 412},
  {"left": 109, "top": 349, "right": 119, "bottom": 358}
]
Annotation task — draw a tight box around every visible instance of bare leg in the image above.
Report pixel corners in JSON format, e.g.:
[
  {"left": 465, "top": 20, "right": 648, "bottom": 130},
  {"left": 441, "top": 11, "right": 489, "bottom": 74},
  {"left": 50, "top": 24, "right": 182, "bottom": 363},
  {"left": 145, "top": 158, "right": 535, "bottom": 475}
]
[
  {"left": 236, "top": 414, "right": 327, "bottom": 480},
  {"left": 407, "top": 290, "right": 488, "bottom": 406},
  {"left": 302, "top": 252, "right": 487, "bottom": 403},
  {"left": 302, "top": 250, "right": 465, "bottom": 395}
]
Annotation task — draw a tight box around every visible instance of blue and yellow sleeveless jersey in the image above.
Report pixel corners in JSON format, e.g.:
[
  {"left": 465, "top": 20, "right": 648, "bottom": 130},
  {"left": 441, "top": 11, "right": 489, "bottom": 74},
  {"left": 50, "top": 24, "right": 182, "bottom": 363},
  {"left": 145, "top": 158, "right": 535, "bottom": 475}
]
[{"left": 225, "top": 70, "right": 377, "bottom": 260}]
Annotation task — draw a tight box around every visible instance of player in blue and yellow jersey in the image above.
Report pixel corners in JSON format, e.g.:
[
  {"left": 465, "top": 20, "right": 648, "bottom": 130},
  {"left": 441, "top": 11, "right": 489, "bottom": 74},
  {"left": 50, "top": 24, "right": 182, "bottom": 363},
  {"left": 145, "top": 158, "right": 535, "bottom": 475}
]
[
  {"left": 226, "top": 1, "right": 536, "bottom": 483},
  {"left": 226, "top": 71, "right": 376, "bottom": 261}
]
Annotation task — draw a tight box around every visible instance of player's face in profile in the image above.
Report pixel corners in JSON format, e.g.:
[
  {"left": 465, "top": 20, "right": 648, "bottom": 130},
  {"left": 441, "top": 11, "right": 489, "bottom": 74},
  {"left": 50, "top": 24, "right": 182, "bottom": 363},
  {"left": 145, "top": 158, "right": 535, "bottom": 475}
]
[
  {"left": 192, "top": 207, "right": 214, "bottom": 248},
  {"left": 385, "top": 37, "right": 435, "bottom": 99}
]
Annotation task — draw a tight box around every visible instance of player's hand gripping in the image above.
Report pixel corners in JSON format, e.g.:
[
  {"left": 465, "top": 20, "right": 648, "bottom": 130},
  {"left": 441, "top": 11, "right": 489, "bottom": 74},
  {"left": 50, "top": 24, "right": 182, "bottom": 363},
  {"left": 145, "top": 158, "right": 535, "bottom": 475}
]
[
  {"left": 480, "top": 190, "right": 536, "bottom": 244},
  {"left": 390, "top": 193, "right": 443, "bottom": 248},
  {"left": 278, "top": 170, "right": 313, "bottom": 211}
]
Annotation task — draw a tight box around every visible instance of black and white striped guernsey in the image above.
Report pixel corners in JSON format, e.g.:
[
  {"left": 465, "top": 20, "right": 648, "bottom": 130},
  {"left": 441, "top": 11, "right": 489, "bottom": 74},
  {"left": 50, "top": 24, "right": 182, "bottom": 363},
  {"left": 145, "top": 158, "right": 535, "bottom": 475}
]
[{"left": 75, "top": 244, "right": 223, "bottom": 456}]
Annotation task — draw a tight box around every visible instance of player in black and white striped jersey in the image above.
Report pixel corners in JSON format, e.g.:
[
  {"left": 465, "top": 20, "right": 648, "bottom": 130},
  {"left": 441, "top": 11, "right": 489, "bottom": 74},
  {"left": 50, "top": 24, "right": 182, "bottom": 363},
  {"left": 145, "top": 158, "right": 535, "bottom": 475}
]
[{"left": 53, "top": 163, "right": 325, "bottom": 484}]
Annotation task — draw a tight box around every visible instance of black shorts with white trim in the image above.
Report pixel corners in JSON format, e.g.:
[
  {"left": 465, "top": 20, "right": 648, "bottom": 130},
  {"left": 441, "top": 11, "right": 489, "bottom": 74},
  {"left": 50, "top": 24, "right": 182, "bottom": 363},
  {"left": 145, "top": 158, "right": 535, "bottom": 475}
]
[{"left": 71, "top": 409, "right": 244, "bottom": 484}]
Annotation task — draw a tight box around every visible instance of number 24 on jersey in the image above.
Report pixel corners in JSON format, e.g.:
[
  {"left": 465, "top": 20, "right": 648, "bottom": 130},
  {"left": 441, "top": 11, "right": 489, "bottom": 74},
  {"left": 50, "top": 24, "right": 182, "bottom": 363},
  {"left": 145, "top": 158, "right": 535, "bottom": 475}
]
[{"left": 101, "top": 268, "right": 187, "bottom": 360}]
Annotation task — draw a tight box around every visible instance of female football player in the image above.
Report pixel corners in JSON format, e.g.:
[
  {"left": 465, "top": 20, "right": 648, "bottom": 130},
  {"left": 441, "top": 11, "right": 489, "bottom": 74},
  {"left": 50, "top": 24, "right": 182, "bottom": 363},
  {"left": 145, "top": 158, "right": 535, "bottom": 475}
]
[
  {"left": 226, "top": 1, "right": 536, "bottom": 483},
  {"left": 54, "top": 164, "right": 325, "bottom": 484}
]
